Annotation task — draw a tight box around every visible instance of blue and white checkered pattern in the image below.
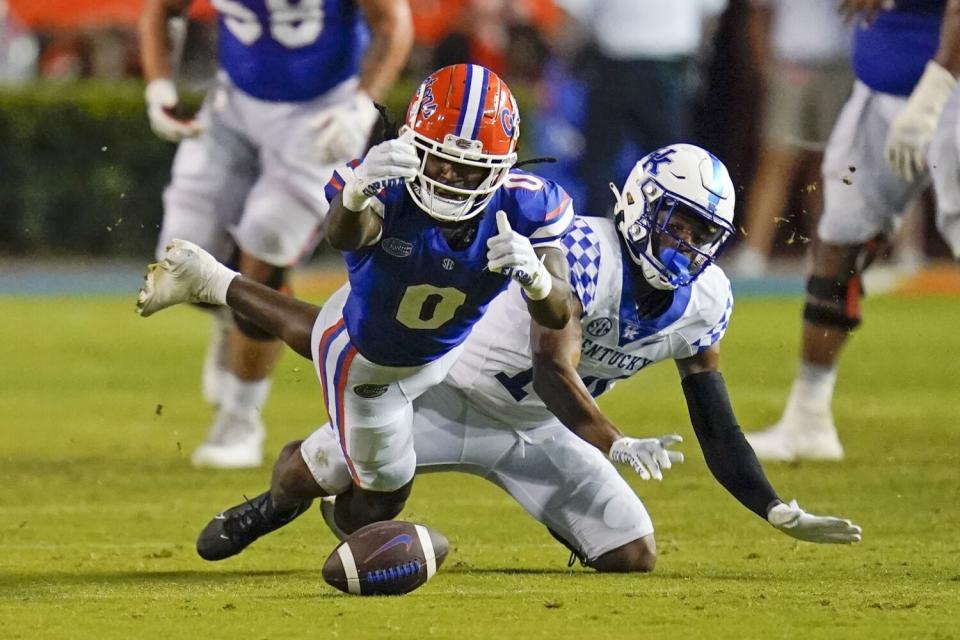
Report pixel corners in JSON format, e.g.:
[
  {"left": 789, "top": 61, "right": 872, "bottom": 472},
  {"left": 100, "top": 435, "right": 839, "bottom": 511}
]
[
  {"left": 695, "top": 289, "right": 733, "bottom": 352},
  {"left": 562, "top": 218, "right": 601, "bottom": 315}
]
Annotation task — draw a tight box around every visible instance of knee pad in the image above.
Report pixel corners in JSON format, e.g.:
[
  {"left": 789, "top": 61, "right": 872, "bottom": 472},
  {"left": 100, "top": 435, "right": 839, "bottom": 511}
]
[
  {"left": 232, "top": 265, "right": 289, "bottom": 341},
  {"left": 803, "top": 238, "right": 883, "bottom": 331},
  {"left": 803, "top": 274, "right": 863, "bottom": 331}
]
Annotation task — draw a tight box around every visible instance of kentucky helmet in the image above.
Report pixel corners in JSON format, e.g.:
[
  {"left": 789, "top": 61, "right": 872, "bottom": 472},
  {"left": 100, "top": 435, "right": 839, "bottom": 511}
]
[{"left": 612, "top": 144, "right": 736, "bottom": 289}]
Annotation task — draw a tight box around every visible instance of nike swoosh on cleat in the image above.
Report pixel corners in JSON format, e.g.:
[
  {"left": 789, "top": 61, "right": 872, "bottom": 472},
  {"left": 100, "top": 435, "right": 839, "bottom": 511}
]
[{"left": 219, "top": 534, "right": 230, "bottom": 540}]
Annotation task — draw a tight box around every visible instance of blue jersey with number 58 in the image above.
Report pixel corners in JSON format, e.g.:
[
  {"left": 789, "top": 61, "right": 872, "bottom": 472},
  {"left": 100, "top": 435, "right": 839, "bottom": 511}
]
[
  {"left": 216, "top": 0, "right": 368, "bottom": 102},
  {"left": 324, "top": 169, "right": 575, "bottom": 367}
]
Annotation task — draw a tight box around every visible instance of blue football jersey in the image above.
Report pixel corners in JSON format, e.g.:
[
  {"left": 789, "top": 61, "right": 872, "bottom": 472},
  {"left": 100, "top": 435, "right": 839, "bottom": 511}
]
[
  {"left": 215, "top": 0, "right": 368, "bottom": 102},
  {"left": 852, "top": 0, "right": 943, "bottom": 96},
  {"left": 324, "top": 168, "right": 575, "bottom": 367}
]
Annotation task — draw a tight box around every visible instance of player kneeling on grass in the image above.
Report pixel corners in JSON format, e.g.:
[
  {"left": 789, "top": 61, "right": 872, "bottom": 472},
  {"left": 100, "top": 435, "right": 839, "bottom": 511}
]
[
  {"left": 138, "top": 64, "right": 576, "bottom": 559},
  {"left": 140, "top": 144, "right": 861, "bottom": 573}
]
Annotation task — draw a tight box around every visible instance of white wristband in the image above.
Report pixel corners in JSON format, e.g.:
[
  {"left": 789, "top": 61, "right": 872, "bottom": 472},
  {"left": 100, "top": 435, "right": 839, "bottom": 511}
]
[
  {"left": 340, "top": 183, "right": 371, "bottom": 212},
  {"left": 522, "top": 263, "right": 552, "bottom": 301}
]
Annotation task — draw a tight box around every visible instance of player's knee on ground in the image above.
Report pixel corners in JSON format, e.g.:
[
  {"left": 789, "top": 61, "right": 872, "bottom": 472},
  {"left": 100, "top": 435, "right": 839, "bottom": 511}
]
[
  {"left": 588, "top": 535, "right": 656, "bottom": 573},
  {"left": 334, "top": 483, "right": 412, "bottom": 534},
  {"left": 804, "top": 240, "right": 882, "bottom": 332},
  {"left": 231, "top": 262, "right": 288, "bottom": 341}
]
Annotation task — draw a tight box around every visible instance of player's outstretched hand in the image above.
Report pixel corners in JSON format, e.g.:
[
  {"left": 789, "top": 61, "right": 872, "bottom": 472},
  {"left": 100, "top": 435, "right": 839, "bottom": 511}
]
[
  {"left": 608, "top": 435, "right": 684, "bottom": 481},
  {"left": 767, "top": 499, "right": 862, "bottom": 544},
  {"left": 486, "top": 211, "right": 552, "bottom": 300},
  {"left": 310, "top": 91, "right": 380, "bottom": 164},
  {"left": 341, "top": 131, "right": 420, "bottom": 211},
  {"left": 145, "top": 78, "right": 202, "bottom": 142},
  {"left": 885, "top": 61, "right": 957, "bottom": 182}
]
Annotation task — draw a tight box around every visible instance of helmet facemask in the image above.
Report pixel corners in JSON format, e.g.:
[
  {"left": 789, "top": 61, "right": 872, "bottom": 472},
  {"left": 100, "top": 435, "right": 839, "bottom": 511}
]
[{"left": 402, "top": 125, "right": 516, "bottom": 222}]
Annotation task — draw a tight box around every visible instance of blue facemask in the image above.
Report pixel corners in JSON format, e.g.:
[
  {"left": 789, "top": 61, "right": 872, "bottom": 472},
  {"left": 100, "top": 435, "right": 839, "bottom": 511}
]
[{"left": 658, "top": 248, "right": 691, "bottom": 286}]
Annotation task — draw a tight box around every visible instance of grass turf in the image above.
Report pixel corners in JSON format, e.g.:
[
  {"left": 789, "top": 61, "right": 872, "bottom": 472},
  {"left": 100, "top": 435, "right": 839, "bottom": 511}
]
[{"left": 0, "top": 294, "right": 958, "bottom": 639}]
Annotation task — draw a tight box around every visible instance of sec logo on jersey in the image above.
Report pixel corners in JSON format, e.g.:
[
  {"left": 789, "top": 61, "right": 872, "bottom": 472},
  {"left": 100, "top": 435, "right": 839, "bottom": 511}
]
[{"left": 586, "top": 318, "right": 613, "bottom": 337}]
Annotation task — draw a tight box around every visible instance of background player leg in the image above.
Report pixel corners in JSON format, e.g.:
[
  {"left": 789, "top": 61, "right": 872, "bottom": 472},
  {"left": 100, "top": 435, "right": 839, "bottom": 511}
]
[
  {"left": 746, "top": 240, "right": 876, "bottom": 461},
  {"left": 194, "top": 253, "right": 288, "bottom": 469}
]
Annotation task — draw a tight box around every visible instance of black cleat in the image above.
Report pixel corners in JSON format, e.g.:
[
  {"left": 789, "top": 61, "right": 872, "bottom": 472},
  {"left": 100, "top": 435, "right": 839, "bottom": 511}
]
[{"left": 196, "top": 491, "right": 310, "bottom": 561}]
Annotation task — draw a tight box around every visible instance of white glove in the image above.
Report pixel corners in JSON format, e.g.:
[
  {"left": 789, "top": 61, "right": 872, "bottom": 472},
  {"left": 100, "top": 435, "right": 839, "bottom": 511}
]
[
  {"left": 885, "top": 61, "right": 957, "bottom": 182},
  {"left": 486, "top": 210, "right": 552, "bottom": 300},
  {"left": 310, "top": 91, "right": 380, "bottom": 164},
  {"left": 340, "top": 132, "right": 420, "bottom": 211},
  {"left": 767, "top": 499, "right": 862, "bottom": 544},
  {"left": 145, "top": 78, "right": 202, "bottom": 142},
  {"left": 608, "top": 434, "right": 684, "bottom": 480}
]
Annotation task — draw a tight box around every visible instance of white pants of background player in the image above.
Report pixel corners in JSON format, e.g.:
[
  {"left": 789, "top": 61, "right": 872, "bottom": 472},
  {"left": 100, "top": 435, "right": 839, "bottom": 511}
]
[
  {"left": 928, "top": 85, "right": 960, "bottom": 257},
  {"left": 301, "top": 382, "right": 654, "bottom": 563},
  {"left": 156, "top": 73, "right": 364, "bottom": 265},
  {"left": 311, "top": 283, "right": 465, "bottom": 492},
  {"left": 818, "top": 80, "right": 932, "bottom": 245}
]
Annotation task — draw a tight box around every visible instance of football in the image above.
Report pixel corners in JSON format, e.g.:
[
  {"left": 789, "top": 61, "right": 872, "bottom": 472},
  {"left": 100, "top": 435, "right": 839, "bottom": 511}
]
[{"left": 322, "top": 521, "right": 449, "bottom": 596}]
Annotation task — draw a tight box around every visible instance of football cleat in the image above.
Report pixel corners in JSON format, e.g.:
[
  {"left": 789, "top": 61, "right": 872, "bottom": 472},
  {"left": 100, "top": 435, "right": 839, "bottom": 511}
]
[
  {"left": 319, "top": 496, "right": 348, "bottom": 542},
  {"left": 136, "top": 239, "right": 237, "bottom": 317},
  {"left": 196, "top": 491, "right": 310, "bottom": 561},
  {"left": 745, "top": 413, "right": 845, "bottom": 462},
  {"left": 191, "top": 408, "right": 266, "bottom": 469}
]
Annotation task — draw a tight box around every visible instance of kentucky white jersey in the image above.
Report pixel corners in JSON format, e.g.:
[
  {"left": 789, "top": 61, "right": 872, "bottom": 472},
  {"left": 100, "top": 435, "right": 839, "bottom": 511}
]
[{"left": 445, "top": 216, "right": 733, "bottom": 428}]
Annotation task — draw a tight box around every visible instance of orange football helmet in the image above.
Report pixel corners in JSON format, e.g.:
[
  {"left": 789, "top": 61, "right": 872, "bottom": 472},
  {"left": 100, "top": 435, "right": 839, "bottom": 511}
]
[{"left": 400, "top": 64, "right": 520, "bottom": 221}]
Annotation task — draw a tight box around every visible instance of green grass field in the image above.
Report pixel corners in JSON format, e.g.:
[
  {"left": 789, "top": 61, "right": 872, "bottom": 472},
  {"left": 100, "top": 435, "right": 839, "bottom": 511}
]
[{"left": 1, "top": 292, "right": 958, "bottom": 639}]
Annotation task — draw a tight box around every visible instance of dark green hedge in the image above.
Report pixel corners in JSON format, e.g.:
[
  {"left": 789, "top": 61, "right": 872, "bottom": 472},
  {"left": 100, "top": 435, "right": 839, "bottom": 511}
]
[
  {"left": 0, "top": 81, "right": 185, "bottom": 256},
  {"left": 0, "top": 79, "right": 533, "bottom": 257}
]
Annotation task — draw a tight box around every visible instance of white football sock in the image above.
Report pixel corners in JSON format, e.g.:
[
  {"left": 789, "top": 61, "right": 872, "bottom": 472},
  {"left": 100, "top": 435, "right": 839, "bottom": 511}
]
[
  {"left": 784, "top": 361, "right": 837, "bottom": 420},
  {"left": 219, "top": 372, "right": 271, "bottom": 414}
]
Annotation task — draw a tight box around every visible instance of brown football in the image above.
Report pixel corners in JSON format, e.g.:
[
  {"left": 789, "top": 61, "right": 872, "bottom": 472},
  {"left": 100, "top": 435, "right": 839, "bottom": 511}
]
[{"left": 322, "top": 521, "right": 449, "bottom": 596}]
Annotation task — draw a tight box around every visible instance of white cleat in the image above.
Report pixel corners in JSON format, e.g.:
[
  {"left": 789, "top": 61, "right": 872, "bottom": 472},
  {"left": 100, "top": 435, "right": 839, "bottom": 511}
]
[
  {"left": 745, "top": 412, "right": 845, "bottom": 462},
  {"left": 191, "top": 408, "right": 265, "bottom": 469},
  {"left": 136, "top": 239, "right": 237, "bottom": 317},
  {"left": 319, "top": 496, "right": 347, "bottom": 541}
]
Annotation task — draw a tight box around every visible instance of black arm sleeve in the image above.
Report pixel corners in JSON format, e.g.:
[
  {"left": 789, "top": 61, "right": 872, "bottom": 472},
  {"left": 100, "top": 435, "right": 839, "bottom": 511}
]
[{"left": 681, "top": 370, "right": 781, "bottom": 519}]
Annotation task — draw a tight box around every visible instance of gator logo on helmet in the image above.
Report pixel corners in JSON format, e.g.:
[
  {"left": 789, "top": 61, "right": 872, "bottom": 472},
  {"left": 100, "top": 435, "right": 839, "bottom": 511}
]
[{"left": 500, "top": 107, "right": 517, "bottom": 138}]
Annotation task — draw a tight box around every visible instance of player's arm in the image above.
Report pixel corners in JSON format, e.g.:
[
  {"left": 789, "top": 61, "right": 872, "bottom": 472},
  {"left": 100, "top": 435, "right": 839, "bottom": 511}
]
[
  {"left": 525, "top": 247, "right": 572, "bottom": 330},
  {"left": 676, "top": 347, "right": 862, "bottom": 543},
  {"left": 325, "top": 134, "right": 420, "bottom": 251},
  {"left": 356, "top": 0, "right": 414, "bottom": 102},
  {"left": 311, "top": 0, "right": 412, "bottom": 162},
  {"left": 530, "top": 304, "right": 681, "bottom": 480},
  {"left": 139, "top": 0, "right": 201, "bottom": 141},
  {"left": 885, "top": 0, "right": 960, "bottom": 179},
  {"left": 139, "top": 0, "right": 191, "bottom": 83}
]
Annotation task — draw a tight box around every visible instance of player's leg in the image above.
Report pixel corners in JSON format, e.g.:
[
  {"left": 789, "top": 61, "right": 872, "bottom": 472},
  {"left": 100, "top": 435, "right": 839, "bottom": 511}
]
[
  {"left": 195, "top": 423, "right": 356, "bottom": 561},
  {"left": 311, "top": 292, "right": 462, "bottom": 535},
  {"left": 746, "top": 82, "right": 924, "bottom": 461},
  {"left": 929, "top": 86, "right": 960, "bottom": 258},
  {"left": 485, "top": 423, "right": 655, "bottom": 572},
  {"left": 409, "top": 385, "right": 657, "bottom": 572}
]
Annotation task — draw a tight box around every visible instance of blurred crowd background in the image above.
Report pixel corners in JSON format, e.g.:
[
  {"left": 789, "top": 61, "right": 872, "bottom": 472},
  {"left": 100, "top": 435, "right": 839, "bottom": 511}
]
[{"left": 0, "top": 0, "right": 951, "bottom": 272}]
